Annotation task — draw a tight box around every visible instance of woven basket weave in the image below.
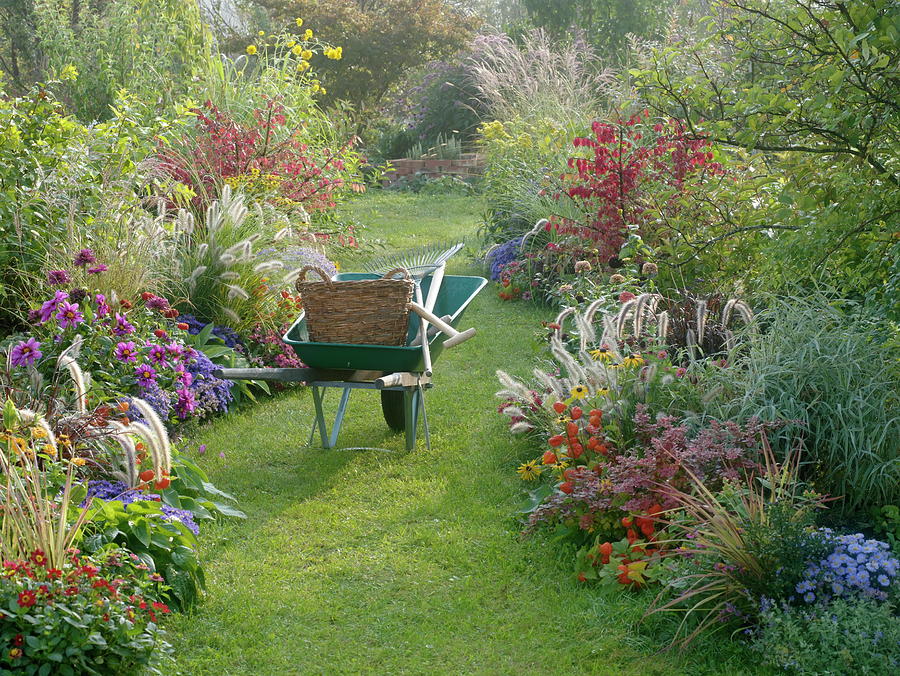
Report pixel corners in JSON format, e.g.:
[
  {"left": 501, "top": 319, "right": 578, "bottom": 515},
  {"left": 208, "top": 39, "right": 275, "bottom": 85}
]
[{"left": 295, "top": 266, "right": 414, "bottom": 346}]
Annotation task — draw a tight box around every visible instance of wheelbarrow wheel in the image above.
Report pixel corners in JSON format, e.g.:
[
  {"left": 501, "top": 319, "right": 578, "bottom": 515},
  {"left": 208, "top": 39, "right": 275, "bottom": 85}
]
[{"left": 380, "top": 390, "right": 406, "bottom": 432}]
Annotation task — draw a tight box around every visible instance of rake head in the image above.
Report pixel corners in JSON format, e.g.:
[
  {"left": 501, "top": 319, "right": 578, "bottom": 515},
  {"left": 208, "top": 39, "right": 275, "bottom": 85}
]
[{"left": 363, "top": 242, "right": 464, "bottom": 279}]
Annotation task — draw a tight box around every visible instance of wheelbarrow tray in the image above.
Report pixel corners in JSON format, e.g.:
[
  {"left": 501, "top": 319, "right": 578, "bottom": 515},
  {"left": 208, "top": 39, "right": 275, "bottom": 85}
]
[{"left": 283, "top": 274, "right": 487, "bottom": 372}]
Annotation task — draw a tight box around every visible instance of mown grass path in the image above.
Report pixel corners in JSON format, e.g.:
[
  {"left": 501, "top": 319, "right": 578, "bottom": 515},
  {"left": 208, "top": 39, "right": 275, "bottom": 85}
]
[{"left": 168, "top": 194, "right": 760, "bottom": 675}]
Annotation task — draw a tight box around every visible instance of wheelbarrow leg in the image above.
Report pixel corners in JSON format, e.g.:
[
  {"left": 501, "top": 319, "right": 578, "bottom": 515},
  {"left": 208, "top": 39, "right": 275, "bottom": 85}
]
[
  {"left": 310, "top": 386, "right": 330, "bottom": 448},
  {"left": 330, "top": 387, "right": 352, "bottom": 448},
  {"left": 403, "top": 388, "right": 418, "bottom": 451}
]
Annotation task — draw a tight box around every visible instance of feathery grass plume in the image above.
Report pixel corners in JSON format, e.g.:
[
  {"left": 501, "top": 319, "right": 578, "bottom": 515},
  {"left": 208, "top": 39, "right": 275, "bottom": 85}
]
[
  {"left": 253, "top": 261, "right": 283, "bottom": 274},
  {"left": 128, "top": 398, "right": 172, "bottom": 475},
  {"left": 468, "top": 30, "right": 616, "bottom": 126},
  {"left": 656, "top": 310, "right": 669, "bottom": 342},
  {"left": 58, "top": 353, "right": 88, "bottom": 414},
  {"left": 226, "top": 284, "right": 250, "bottom": 301},
  {"left": 510, "top": 421, "right": 534, "bottom": 434},
  {"left": 495, "top": 370, "right": 534, "bottom": 402},
  {"left": 549, "top": 333, "right": 588, "bottom": 388},
  {"left": 615, "top": 297, "right": 637, "bottom": 340},
  {"left": 163, "top": 184, "right": 290, "bottom": 333},
  {"left": 532, "top": 368, "right": 565, "bottom": 399},
  {"left": 695, "top": 299, "right": 708, "bottom": 346},
  {"left": 281, "top": 268, "right": 302, "bottom": 285},
  {"left": 106, "top": 420, "right": 140, "bottom": 486}
]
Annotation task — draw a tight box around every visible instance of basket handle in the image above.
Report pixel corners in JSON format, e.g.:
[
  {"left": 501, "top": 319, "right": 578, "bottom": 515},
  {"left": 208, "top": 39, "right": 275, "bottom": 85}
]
[
  {"left": 296, "top": 266, "right": 334, "bottom": 291},
  {"left": 381, "top": 267, "right": 411, "bottom": 280}
]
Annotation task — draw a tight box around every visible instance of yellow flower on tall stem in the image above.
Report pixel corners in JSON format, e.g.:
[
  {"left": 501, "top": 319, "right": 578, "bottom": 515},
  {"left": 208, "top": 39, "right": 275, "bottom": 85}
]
[
  {"left": 246, "top": 44, "right": 258, "bottom": 55},
  {"left": 570, "top": 385, "right": 588, "bottom": 400},
  {"left": 589, "top": 346, "right": 614, "bottom": 362},
  {"left": 517, "top": 460, "right": 542, "bottom": 481},
  {"left": 295, "top": 17, "right": 304, "bottom": 27},
  {"left": 622, "top": 354, "right": 645, "bottom": 368}
]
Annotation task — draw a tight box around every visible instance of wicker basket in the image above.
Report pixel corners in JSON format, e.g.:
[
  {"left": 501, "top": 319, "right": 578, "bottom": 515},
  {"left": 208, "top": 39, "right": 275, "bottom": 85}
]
[{"left": 295, "top": 266, "right": 414, "bottom": 346}]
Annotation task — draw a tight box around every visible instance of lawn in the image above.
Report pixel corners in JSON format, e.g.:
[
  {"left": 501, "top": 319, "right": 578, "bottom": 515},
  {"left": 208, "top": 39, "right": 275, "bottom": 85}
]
[{"left": 167, "top": 192, "right": 763, "bottom": 675}]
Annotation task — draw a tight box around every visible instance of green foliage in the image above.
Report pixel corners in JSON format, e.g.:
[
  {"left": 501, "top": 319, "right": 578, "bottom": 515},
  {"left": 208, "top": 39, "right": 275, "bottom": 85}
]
[
  {"left": 478, "top": 116, "right": 585, "bottom": 241},
  {"left": 712, "top": 296, "right": 900, "bottom": 515},
  {"left": 0, "top": 0, "right": 212, "bottom": 122},
  {"left": 0, "top": 84, "right": 180, "bottom": 331},
  {"left": 522, "top": 0, "right": 674, "bottom": 64},
  {"left": 634, "top": 0, "right": 900, "bottom": 307},
  {"left": 869, "top": 504, "right": 900, "bottom": 549},
  {"left": 651, "top": 441, "right": 830, "bottom": 648},
  {"left": 82, "top": 497, "right": 204, "bottom": 612},
  {"left": 751, "top": 597, "right": 900, "bottom": 675}
]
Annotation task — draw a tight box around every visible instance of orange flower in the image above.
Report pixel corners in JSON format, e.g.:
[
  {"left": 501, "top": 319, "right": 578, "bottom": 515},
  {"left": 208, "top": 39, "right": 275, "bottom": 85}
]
[{"left": 598, "top": 541, "right": 612, "bottom": 564}]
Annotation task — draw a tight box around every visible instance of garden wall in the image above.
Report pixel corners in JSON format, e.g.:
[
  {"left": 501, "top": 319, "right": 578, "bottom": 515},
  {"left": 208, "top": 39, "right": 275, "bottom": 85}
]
[{"left": 382, "top": 153, "right": 484, "bottom": 186}]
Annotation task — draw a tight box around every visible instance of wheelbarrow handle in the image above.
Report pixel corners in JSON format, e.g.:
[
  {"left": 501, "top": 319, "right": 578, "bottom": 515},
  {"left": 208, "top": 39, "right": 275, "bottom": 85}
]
[{"left": 407, "top": 302, "right": 476, "bottom": 348}]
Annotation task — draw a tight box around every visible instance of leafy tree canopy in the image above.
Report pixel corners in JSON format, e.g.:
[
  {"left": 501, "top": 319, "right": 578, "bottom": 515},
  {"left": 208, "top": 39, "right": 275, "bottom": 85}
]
[
  {"left": 252, "top": 0, "right": 480, "bottom": 111},
  {"left": 633, "top": 0, "right": 899, "bottom": 307},
  {"left": 521, "top": 0, "right": 674, "bottom": 63}
]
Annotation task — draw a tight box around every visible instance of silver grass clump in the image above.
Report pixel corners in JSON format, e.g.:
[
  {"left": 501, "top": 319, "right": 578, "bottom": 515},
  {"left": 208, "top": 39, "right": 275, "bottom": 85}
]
[{"left": 468, "top": 30, "right": 617, "bottom": 125}]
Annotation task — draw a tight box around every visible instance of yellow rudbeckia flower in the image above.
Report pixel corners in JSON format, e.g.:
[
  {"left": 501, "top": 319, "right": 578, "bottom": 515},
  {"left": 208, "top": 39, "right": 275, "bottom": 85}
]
[
  {"left": 517, "top": 460, "right": 542, "bottom": 481},
  {"left": 570, "top": 385, "right": 588, "bottom": 400},
  {"left": 622, "top": 354, "right": 645, "bottom": 368}
]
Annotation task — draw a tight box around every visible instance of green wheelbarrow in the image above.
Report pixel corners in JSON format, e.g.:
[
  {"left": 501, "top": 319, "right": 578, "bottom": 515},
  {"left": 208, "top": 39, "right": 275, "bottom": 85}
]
[{"left": 214, "top": 273, "right": 486, "bottom": 451}]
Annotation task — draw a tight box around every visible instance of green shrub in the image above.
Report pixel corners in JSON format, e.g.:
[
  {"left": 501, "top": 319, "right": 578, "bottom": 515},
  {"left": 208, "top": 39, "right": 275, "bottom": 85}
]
[
  {"left": 751, "top": 598, "right": 900, "bottom": 675},
  {"left": 713, "top": 296, "right": 900, "bottom": 515}
]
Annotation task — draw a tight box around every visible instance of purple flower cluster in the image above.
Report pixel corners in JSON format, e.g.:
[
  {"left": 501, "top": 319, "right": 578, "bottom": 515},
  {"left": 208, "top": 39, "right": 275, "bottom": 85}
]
[
  {"left": 131, "top": 382, "right": 173, "bottom": 420},
  {"left": 796, "top": 530, "right": 898, "bottom": 604},
  {"left": 185, "top": 350, "right": 233, "bottom": 417},
  {"left": 259, "top": 246, "right": 338, "bottom": 280},
  {"left": 176, "top": 313, "right": 242, "bottom": 349},
  {"left": 486, "top": 237, "right": 524, "bottom": 280},
  {"left": 83, "top": 480, "right": 200, "bottom": 535}
]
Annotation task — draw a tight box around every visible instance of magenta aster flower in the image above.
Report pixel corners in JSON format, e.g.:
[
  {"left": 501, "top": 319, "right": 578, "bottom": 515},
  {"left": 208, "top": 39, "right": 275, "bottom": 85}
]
[
  {"left": 87, "top": 264, "right": 108, "bottom": 275},
  {"left": 47, "top": 270, "right": 71, "bottom": 285},
  {"left": 111, "top": 313, "right": 135, "bottom": 336},
  {"left": 134, "top": 364, "right": 157, "bottom": 387},
  {"left": 55, "top": 301, "right": 84, "bottom": 329},
  {"left": 175, "top": 387, "right": 197, "bottom": 419},
  {"left": 38, "top": 290, "right": 69, "bottom": 323},
  {"left": 95, "top": 293, "right": 111, "bottom": 318},
  {"left": 73, "top": 249, "right": 96, "bottom": 267},
  {"left": 147, "top": 343, "right": 168, "bottom": 365},
  {"left": 165, "top": 343, "right": 185, "bottom": 362},
  {"left": 10, "top": 338, "right": 42, "bottom": 367},
  {"left": 114, "top": 341, "right": 138, "bottom": 362}
]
